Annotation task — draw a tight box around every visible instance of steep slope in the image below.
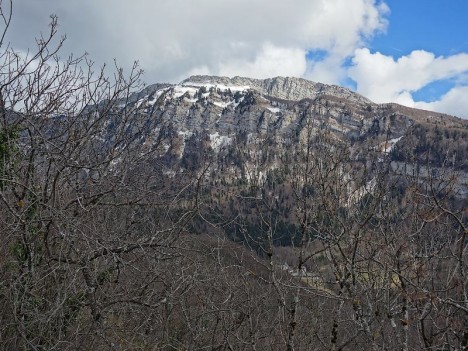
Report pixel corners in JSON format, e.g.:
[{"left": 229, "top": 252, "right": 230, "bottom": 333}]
[
  {"left": 182, "top": 75, "right": 373, "bottom": 103},
  {"left": 117, "top": 75, "right": 467, "bottom": 173},
  {"left": 104, "top": 75, "right": 468, "bottom": 246},
  {"left": 3, "top": 70, "right": 467, "bottom": 350}
]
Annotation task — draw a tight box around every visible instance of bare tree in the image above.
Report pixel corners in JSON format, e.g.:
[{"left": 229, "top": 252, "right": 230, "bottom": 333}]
[
  {"left": 233, "top": 104, "right": 467, "bottom": 350},
  {"left": 0, "top": 4, "right": 204, "bottom": 349}
]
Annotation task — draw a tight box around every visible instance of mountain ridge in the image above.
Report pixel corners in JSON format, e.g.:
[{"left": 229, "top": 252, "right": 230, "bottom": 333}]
[
  {"left": 137, "top": 75, "right": 466, "bottom": 126},
  {"left": 129, "top": 75, "right": 467, "bottom": 141},
  {"left": 181, "top": 75, "right": 373, "bottom": 104},
  {"left": 97, "top": 74, "right": 467, "bottom": 186}
]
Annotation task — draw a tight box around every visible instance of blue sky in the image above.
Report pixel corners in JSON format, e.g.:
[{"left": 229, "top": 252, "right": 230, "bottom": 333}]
[
  {"left": 365, "top": 0, "right": 468, "bottom": 108},
  {"left": 348, "top": 0, "right": 468, "bottom": 117},
  {"left": 6, "top": 0, "right": 468, "bottom": 118},
  {"left": 371, "top": 0, "right": 468, "bottom": 57}
]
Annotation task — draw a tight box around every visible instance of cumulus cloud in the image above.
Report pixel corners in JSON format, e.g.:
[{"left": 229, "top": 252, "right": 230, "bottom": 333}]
[
  {"left": 415, "top": 86, "right": 468, "bottom": 119},
  {"left": 186, "top": 43, "right": 307, "bottom": 80},
  {"left": 218, "top": 43, "right": 307, "bottom": 79},
  {"left": 349, "top": 49, "right": 468, "bottom": 118},
  {"left": 12, "top": 1, "right": 467, "bottom": 119},
  {"left": 7, "top": 0, "right": 388, "bottom": 83},
  {"left": 306, "top": 55, "right": 348, "bottom": 85},
  {"left": 12, "top": 0, "right": 468, "bottom": 116}
]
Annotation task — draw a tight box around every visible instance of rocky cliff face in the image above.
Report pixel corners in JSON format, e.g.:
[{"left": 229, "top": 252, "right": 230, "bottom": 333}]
[
  {"left": 127, "top": 75, "right": 379, "bottom": 139},
  {"left": 113, "top": 75, "right": 468, "bottom": 182},
  {"left": 90, "top": 74, "right": 468, "bottom": 247},
  {"left": 181, "top": 75, "right": 372, "bottom": 104}
]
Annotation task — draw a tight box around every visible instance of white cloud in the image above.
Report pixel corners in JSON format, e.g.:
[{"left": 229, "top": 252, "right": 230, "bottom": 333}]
[
  {"left": 415, "top": 86, "right": 468, "bottom": 119},
  {"left": 7, "top": 1, "right": 468, "bottom": 119},
  {"left": 306, "top": 55, "right": 347, "bottom": 85},
  {"left": 7, "top": 0, "right": 388, "bottom": 83},
  {"left": 217, "top": 43, "right": 307, "bottom": 79},
  {"left": 349, "top": 48, "right": 468, "bottom": 118},
  {"left": 186, "top": 43, "right": 307, "bottom": 80}
]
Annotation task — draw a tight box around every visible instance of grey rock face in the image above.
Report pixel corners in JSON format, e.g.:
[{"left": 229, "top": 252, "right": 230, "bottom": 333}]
[
  {"left": 181, "top": 75, "right": 372, "bottom": 104},
  {"left": 113, "top": 75, "right": 467, "bottom": 174}
]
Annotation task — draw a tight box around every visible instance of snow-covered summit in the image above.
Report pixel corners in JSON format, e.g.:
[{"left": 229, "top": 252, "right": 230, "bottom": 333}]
[{"left": 181, "top": 75, "right": 372, "bottom": 104}]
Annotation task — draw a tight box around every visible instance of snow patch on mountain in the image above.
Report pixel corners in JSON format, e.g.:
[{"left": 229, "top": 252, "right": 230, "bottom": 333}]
[
  {"left": 213, "top": 101, "right": 231, "bottom": 109},
  {"left": 173, "top": 86, "right": 199, "bottom": 99},
  {"left": 383, "top": 137, "right": 403, "bottom": 153},
  {"left": 182, "top": 81, "right": 250, "bottom": 93},
  {"left": 148, "top": 88, "right": 170, "bottom": 105},
  {"left": 267, "top": 107, "right": 281, "bottom": 113},
  {"left": 209, "top": 132, "right": 232, "bottom": 152}
]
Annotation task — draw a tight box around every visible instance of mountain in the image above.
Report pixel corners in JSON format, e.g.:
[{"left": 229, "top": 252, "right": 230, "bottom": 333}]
[
  {"left": 3, "top": 72, "right": 467, "bottom": 350},
  {"left": 103, "top": 75, "right": 468, "bottom": 243},
  {"left": 118, "top": 75, "right": 468, "bottom": 174},
  {"left": 181, "top": 75, "right": 373, "bottom": 103}
]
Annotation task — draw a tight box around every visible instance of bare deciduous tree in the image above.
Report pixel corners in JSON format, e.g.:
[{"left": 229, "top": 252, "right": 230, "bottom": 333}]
[{"left": 0, "top": 3, "right": 203, "bottom": 349}]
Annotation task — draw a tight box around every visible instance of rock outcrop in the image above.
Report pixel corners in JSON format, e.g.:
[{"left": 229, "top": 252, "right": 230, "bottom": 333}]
[{"left": 181, "top": 75, "right": 372, "bottom": 104}]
